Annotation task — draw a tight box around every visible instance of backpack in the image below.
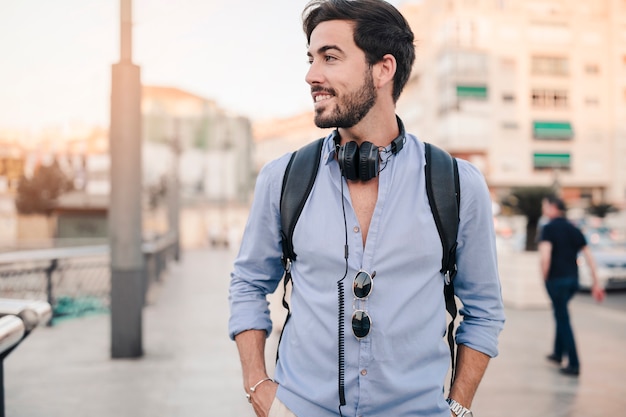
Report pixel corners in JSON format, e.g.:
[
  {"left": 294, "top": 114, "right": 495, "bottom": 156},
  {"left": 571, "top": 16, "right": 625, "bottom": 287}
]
[{"left": 278, "top": 137, "right": 461, "bottom": 386}]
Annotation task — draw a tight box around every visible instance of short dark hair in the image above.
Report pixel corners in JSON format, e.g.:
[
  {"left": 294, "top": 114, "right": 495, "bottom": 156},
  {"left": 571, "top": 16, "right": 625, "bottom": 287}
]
[
  {"left": 545, "top": 195, "right": 566, "bottom": 212},
  {"left": 302, "top": 0, "right": 415, "bottom": 103}
]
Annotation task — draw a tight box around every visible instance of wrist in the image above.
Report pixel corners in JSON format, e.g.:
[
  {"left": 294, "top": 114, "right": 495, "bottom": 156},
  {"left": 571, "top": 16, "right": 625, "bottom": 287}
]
[
  {"left": 245, "top": 377, "right": 274, "bottom": 403},
  {"left": 249, "top": 377, "right": 273, "bottom": 392},
  {"left": 246, "top": 373, "right": 269, "bottom": 388},
  {"left": 447, "top": 398, "right": 473, "bottom": 417}
]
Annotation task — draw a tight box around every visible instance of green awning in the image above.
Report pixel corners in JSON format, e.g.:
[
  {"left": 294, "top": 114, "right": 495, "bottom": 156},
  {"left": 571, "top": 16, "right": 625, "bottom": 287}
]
[
  {"left": 533, "top": 153, "right": 571, "bottom": 169},
  {"left": 456, "top": 85, "right": 487, "bottom": 99},
  {"left": 533, "top": 121, "right": 573, "bottom": 140}
]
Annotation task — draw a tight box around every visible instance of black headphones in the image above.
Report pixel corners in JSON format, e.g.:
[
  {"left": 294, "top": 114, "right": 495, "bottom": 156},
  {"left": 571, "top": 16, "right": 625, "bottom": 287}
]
[{"left": 335, "top": 117, "right": 406, "bottom": 181}]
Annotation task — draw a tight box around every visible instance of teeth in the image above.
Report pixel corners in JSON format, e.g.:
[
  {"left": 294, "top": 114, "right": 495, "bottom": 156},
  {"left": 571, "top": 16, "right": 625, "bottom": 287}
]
[{"left": 315, "top": 94, "right": 332, "bottom": 103}]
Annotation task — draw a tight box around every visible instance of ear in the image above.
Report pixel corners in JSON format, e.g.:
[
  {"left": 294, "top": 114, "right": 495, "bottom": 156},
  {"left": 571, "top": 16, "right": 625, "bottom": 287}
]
[{"left": 373, "top": 54, "right": 397, "bottom": 90}]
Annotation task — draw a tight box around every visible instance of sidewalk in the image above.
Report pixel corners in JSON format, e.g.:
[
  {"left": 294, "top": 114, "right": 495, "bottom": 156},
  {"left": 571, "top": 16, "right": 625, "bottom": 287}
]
[{"left": 5, "top": 248, "right": 626, "bottom": 416}]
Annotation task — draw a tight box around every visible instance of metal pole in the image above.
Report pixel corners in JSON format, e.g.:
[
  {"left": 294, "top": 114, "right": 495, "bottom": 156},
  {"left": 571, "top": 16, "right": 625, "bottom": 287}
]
[
  {"left": 0, "top": 359, "right": 4, "bottom": 417},
  {"left": 109, "top": 0, "right": 143, "bottom": 358},
  {"left": 45, "top": 259, "right": 58, "bottom": 326},
  {"left": 168, "top": 119, "right": 181, "bottom": 261}
]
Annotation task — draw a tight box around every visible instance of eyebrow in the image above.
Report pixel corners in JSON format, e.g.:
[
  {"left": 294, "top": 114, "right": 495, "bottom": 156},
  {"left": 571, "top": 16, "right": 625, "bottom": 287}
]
[{"left": 307, "top": 44, "right": 345, "bottom": 57}]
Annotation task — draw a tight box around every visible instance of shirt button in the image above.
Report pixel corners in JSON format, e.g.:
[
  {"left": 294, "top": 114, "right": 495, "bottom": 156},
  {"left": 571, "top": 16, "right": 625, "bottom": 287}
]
[
  {"left": 361, "top": 369, "right": 367, "bottom": 376},
  {"left": 353, "top": 226, "right": 360, "bottom": 233}
]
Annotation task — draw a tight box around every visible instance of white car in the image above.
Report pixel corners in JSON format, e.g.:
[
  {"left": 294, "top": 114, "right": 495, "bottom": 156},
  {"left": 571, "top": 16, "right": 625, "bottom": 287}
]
[{"left": 578, "top": 229, "right": 626, "bottom": 290}]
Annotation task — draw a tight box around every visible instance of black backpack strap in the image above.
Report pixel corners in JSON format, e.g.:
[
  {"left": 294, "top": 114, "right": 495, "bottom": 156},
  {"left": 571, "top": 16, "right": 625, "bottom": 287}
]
[
  {"left": 280, "top": 137, "right": 325, "bottom": 269},
  {"left": 424, "top": 142, "right": 461, "bottom": 385},
  {"left": 276, "top": 137, "right": 324, "bottom": 361}
]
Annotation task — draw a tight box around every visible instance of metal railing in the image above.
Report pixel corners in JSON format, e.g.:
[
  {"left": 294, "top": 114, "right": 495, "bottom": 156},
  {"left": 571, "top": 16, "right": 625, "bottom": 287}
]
[
  {"left": 0, "top": 298, "right": 52, "bottom": 417},
  {"left": 0, "top": 232, "right": 178, "bottom": 324},
  {"left": 0, "top": 233, "right": 178, "bottom": 416}
]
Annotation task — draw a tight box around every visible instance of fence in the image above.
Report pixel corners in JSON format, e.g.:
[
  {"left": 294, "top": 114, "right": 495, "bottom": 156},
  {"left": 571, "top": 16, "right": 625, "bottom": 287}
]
[{"left": 0, "top": 232, "right": 178, "bottom": 324}]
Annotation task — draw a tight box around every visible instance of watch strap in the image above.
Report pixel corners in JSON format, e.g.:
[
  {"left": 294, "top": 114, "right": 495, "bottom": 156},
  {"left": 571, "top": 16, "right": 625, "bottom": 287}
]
[{"left": 447, "top": 398, "right": 472, "bottom": 417}]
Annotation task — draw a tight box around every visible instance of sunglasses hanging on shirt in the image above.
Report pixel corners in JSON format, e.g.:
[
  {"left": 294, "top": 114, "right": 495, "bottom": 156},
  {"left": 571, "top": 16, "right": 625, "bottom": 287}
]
[{"left": 352, "top": 270, "right": 376, "bottom": 339}]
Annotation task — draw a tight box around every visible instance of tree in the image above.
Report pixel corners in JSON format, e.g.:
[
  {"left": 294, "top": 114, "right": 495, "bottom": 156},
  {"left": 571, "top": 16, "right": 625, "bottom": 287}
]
[
  {"left": 501, "top": 186, "right": 553, "bottom": 251},
  {"left": 587, "top": 202, "right": 616, "bottom": 219},
  {"left": 15, "top": 159, "right": 73, "bottom": 215}
]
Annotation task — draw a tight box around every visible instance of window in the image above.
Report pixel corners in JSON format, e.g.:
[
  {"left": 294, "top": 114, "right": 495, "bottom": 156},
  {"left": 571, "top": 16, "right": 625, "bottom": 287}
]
[
  {"left": 533, "top": 121, "right": 574, "bottom": 140},
  {"left": 528, "top": 23, "right": 571, "bottom": 44},
  {"left": 584, "top": 64, "right": 600, "bottom": 74},
  {"left": 502, "top": 93, "right": 516, "bottom": 103},
  {"left": 438, "top": 51, "right": 488, "bottom": 76},
  {"left": 456, "top": 85, "right": 488, "bottom": 99},
  {"left": 531, "top": 89, "right": 568, "bottom": 108},
  {"left": 502, "top": 122, "right": 519, "bottom": 129},
  {"left": 531, "top": 56, "right": 569, "bottom": 76},
  {"left": 500, "top": 58, "right": 516, "bottom": 71},
  {"left": 533, "top": 152, "right": 571, "bottom": 170}
]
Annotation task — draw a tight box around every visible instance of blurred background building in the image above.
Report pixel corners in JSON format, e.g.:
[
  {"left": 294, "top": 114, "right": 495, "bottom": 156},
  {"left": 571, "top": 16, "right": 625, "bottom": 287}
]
[
  {"left": 255, "top": 0, "right": 626, "bottom": 211},
  {"left": 0, "top": 0, "right": 625, "bottom": 252},
  {"left": 396, "top": 0, "right": 626, "bottom": 207},
  {"left": 0, "top": 87, "right": 254, "bottom": 250}
]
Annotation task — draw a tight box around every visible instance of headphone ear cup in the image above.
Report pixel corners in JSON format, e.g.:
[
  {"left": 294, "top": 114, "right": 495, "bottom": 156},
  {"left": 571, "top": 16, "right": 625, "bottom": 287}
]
[
  {"left": 359, "top": 141, "right": 379, "bottom": 181},
  {"left": 339, "top": 141, "right": 359, "bottom": 181}
]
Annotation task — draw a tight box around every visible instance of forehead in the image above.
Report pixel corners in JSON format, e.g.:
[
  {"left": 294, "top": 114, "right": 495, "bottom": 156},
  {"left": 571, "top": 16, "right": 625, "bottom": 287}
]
[{"left": 308, "top": 20, "right": 358, "bottom": 54}]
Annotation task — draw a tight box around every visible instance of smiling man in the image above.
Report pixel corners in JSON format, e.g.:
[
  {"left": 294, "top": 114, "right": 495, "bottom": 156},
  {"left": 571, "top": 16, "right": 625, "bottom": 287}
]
[{"left": 229, "top": 1, "right": 505, "bottom": 416}]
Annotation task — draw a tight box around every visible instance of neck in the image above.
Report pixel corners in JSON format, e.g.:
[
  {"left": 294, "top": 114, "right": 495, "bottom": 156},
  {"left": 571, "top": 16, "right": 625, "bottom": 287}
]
[{"left": 337, "top": 109, "right": 399, "bottom": 147}]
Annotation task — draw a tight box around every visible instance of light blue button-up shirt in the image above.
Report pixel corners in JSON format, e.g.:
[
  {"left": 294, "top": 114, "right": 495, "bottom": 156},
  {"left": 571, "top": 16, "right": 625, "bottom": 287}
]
[{"left": 229, "top": 131, "right": 505, "bottom": 417}]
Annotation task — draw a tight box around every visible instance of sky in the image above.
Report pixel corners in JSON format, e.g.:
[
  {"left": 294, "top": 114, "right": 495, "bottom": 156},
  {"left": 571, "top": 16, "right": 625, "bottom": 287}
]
[{"left": 0, "top": 0, "right": 409, "bottom": 132}]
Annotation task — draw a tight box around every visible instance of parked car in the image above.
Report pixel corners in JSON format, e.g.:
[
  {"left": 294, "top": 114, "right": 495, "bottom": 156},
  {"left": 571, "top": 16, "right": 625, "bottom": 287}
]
[{"left": 578, "top": 227, "right": 626, "bottom": 290}]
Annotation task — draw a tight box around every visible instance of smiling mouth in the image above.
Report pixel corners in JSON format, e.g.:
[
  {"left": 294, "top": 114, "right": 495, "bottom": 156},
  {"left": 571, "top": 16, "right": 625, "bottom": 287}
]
[{"left": 314, "top": 94, "right": 333, "bottom": 103}]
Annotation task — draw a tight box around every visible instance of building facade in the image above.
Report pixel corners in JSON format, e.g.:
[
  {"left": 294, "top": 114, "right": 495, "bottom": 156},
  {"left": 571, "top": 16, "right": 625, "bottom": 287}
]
[
  {"left": 142, "top": 86, "right": 255, "bottom": 204},
  {"left": 397, "top": 0, "right": 626, "bottom": 207}
]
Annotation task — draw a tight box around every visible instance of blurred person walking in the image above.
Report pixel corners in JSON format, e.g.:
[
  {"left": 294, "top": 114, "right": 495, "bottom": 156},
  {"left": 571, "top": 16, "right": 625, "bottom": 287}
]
[{"left": 538, "top": 195, "right": 605, "bottom": 377}]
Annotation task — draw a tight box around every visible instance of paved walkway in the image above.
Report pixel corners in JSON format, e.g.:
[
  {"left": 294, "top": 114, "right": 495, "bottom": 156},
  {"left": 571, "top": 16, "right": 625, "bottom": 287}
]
[{"left": 5, "top": 248, "right": 626, "bottom": 416}]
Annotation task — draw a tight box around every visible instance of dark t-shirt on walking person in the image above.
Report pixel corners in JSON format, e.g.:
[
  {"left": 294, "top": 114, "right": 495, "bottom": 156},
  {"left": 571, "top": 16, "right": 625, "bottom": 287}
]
[{"left": 539, "top": 217, "right": 587, "bottom": 280}]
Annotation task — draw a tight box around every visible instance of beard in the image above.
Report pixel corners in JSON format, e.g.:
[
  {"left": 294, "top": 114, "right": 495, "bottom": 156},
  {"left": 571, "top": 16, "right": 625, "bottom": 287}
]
[{"left": 313, "top": 67, "right": 377, "bottom": 129}]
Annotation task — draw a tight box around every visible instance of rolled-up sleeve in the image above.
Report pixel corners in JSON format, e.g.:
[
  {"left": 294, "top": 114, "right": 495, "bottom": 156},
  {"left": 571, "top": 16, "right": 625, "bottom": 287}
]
[
  {"left": 228, "top": 155, "right": 290, "bottom": 340},
  {"left": 453, "top": 160, "right": 505, "bottom": 357}
]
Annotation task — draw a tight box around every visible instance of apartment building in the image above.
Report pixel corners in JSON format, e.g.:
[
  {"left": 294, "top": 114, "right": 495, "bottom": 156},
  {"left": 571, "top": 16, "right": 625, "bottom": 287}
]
[
  {"left": 398, "top": 0, "right": 626, "bottom": 207},
  {"left": 142, "top": 86, "right": 255, "bottom": 204}
]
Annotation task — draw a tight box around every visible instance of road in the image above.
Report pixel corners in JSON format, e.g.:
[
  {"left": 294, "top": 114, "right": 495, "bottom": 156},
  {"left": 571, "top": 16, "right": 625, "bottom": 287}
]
[
  {"left": 577, "top": 288, "right": 626, "bottom": 312},
  {"left": 4, "top": 248, "right": 626, "bottom": 416}
]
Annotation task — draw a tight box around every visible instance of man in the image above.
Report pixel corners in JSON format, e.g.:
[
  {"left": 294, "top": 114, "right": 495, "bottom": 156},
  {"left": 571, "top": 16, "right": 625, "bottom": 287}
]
[
  {"left": 229, "top": 1, "right": 505, "bottom": 416},
  {"left": 538, "top": 195, "right": 605, "bottom": 377}
]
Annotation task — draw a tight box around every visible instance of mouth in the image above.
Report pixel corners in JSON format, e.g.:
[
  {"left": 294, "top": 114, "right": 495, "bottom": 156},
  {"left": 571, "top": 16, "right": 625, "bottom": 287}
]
[
  {"left": 312, "top": 88, "right": 335, "bottom": 105},
  {"left": 314, "top": 94, "right": 333, "bottom": 103}
]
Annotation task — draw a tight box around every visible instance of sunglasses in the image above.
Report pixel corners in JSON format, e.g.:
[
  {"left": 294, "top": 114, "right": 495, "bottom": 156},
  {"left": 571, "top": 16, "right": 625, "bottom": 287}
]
[{"left": 352, "top": 270, "right": 375, "bottom": 339}]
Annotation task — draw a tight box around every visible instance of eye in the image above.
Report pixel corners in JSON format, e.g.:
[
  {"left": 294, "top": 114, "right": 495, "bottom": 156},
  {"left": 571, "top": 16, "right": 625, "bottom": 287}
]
[{"left": 324, "top": 55, "right": 337, "bottom": 62}]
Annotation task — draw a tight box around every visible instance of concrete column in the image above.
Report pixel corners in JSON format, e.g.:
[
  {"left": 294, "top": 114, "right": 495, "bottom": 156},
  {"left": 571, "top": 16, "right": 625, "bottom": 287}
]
[
  {"left": 109, "top": 0, "right": 143, "bottom": 358},
  {"left": 168, "top": 119, "right": 181, "bottom": 261}
]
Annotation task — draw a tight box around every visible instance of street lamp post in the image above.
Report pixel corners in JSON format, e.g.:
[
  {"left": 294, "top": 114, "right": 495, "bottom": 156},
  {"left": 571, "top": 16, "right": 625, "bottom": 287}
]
[
  {"left": 109, "top": 0, "right": 143, "bottom": 358},
  {"left": 168, "top": 119, "right": 181, "bottom": 262}
]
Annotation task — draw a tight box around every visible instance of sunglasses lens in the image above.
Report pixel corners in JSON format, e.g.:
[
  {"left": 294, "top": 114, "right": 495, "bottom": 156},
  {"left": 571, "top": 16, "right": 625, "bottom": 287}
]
[
  {"left": 352, "top": 310, "right": 371, "bottom": 339},
  {"left": 353, "top": 271, "right": 372, "bottom": 299}
]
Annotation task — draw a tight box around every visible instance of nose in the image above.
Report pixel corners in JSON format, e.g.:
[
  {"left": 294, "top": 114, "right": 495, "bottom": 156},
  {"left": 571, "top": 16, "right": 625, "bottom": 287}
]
[{"left": 305, "top": 60, "right": 323, "bottom": 86}]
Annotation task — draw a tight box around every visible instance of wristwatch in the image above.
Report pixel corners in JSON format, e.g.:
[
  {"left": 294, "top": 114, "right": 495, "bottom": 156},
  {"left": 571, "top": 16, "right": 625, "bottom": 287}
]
[{"left": 447, "top": 398, "right": 473, "bottom": 417}]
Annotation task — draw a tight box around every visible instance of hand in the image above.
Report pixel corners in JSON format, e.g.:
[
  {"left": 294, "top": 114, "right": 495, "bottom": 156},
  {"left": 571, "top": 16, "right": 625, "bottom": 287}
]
[
  {"left": 591, "top": 284, "right": 605, "bottom": 303},
  {"left": 250, "top": 380, "right": 278, "bottom": 417}
]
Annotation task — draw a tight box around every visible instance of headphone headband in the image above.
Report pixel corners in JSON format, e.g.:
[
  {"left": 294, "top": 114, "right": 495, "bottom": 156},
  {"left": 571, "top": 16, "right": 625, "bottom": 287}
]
[
  {"left": 334, "top": 116, "right": 406, "bottom": 181},
  {"left": 390, "top": 116, "right": 405, "bottom": 155}
]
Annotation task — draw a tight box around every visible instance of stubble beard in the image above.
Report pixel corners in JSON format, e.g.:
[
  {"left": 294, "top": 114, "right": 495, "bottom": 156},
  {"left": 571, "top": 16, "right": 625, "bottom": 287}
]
[{"left": 313, "top": 68, "right": 377, "bottom": 129}]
